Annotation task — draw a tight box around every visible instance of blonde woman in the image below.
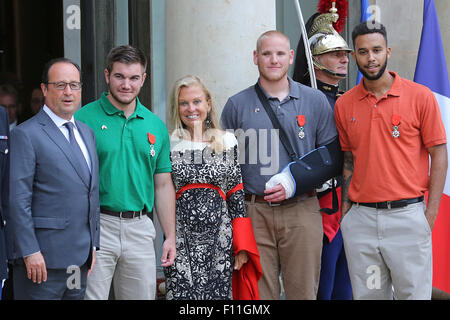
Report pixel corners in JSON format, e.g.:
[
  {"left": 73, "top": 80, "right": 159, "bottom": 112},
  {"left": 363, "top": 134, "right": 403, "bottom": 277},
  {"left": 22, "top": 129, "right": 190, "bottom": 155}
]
[{"left": 165, "top": 75, "right": 261, "bottom": 300}]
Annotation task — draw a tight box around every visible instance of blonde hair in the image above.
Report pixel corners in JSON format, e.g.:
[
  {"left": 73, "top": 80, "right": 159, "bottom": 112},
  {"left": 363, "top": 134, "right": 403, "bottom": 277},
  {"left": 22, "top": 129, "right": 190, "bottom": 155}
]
[{"left": 170, "top": 75, "right": 225, "bottom": 153}]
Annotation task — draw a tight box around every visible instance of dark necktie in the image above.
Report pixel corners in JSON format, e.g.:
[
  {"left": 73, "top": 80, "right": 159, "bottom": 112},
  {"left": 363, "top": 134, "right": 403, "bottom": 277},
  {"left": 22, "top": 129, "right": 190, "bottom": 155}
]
[{"left": 64, "top": 122, "right": 91, "bottom": 184}]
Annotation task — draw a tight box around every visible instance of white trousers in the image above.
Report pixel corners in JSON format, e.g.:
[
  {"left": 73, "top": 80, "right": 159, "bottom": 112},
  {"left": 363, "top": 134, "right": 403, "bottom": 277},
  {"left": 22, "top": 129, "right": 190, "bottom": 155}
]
[
  {"left": 85, "top": 213, "right": 156, "bottom": 300},
  {"left": 340, "top": 202, "right": 432, "bottom": 300}
]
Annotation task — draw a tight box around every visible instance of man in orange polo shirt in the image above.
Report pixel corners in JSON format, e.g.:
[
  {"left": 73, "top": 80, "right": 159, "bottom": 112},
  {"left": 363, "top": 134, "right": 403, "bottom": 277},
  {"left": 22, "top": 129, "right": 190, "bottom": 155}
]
[{"left": 335, "top": 22, "right": 447, "bottom": 300}]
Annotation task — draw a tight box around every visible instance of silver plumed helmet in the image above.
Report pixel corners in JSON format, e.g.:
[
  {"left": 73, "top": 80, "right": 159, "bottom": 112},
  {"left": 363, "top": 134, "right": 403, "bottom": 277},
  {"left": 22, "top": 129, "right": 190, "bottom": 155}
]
[{"left": 308, "top": 2, "right": 351, "bottom": 56}]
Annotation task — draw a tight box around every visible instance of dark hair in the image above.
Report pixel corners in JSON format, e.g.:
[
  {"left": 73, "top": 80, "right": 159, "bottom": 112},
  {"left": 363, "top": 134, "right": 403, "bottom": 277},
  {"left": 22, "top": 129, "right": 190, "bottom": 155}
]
[
  {"left": 105, "top": 45, "right": 147, "bottom": 73},
  {"left": 0, "top": 84, "right": 18, "bottom": 101},
  {"left": 41, "top": 57, "right": 81, "bottom": 85},
  {"left": 351, "top": 22, "right": 388, "bottom": 48}
]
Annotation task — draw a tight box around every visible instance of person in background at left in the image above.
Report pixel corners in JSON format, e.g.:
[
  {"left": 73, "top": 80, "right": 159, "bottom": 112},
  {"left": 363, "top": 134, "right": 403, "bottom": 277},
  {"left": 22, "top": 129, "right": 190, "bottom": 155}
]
[
  {"left": 8, "top": 58, "right": 100, "bottom": 300},
  {"left": 29, "top": 87, "right": 45, "bottom": 116},
  {"left": 165, "top": 75, "right": 261, "bottom": 300},
  {"left": 0, "top": 105, "right": 9, "bottom": 299},
  {"left": 0, "top": 84, "right": 20, "bottom": 131}
]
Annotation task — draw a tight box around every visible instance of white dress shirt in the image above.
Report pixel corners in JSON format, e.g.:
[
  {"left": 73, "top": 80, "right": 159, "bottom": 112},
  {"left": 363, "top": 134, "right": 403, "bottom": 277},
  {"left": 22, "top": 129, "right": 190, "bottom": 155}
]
[
  {"left": 43, "top": 105, "right": 91, "bottom": 171},
  {"left": 9, "top": 120, "right": 17, "bottom": 131}
]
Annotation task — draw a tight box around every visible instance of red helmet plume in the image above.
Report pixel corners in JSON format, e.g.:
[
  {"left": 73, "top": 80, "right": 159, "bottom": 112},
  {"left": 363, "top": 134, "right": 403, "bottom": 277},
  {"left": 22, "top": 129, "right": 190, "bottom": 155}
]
[{"left": 317, "top": 0, "right": 348, "bottom": 33}]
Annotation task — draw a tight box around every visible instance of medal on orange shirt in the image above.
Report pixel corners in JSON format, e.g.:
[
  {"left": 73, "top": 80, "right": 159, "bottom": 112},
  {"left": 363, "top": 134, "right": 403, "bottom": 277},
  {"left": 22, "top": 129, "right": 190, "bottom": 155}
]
[
  {"left": 392, "top": 114, "right": 401, "bottom": 138},
  {"left": 297, "top": 115, "right": 306, "bottom": 139},
  {"left": 147, "top": 132, "right": 156, "bottom": 156}
]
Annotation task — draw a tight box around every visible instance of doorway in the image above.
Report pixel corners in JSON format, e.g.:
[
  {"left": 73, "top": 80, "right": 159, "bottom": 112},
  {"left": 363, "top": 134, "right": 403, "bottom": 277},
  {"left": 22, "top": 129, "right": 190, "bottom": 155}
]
[{"left": 0, "top": 0, "right": 63, "bottom": 120}]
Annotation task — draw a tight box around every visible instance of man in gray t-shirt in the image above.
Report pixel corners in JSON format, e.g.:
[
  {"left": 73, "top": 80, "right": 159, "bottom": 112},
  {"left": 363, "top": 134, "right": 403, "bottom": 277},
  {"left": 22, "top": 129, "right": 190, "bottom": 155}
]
[{"left": 221, "top": 30, "right": 337, "bottom": 300}]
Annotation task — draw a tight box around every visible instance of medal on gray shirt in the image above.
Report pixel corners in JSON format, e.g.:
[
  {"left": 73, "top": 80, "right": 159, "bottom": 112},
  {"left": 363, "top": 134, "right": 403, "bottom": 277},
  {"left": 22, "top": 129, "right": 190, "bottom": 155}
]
[{"left": 297, "top": 115, "right": 306, "bottom": 139}]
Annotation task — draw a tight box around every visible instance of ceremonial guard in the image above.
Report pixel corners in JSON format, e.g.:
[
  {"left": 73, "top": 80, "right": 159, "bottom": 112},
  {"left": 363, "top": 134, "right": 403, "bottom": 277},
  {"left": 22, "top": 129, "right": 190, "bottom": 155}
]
[{"left": 293, "top": 0, "right": 353, "bottom": 300}]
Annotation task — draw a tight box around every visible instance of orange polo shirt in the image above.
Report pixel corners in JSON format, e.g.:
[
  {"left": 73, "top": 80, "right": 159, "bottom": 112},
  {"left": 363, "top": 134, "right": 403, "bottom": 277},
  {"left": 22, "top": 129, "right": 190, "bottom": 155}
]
[{"left": 335, "top": 71, "right": 446, "bottom": 203}]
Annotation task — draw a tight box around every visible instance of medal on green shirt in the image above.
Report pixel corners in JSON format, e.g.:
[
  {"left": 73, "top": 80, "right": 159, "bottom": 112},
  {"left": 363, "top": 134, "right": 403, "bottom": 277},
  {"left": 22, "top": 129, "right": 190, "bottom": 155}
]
[{"left": 148, "top": 132, "right": 156, "bottom": 157}]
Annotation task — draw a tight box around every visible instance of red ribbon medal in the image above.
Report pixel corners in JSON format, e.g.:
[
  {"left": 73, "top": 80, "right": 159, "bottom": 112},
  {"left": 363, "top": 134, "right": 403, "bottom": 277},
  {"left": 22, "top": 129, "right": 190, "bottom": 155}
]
[
  {"left": 147, "top": 133, "right": 156, "bottom": 156},
  {"left": 297, "top": 115, "right": 306, "bottom": 139},
  {"left": 391, "top": 114, "right": 401, "bottom": 138}
]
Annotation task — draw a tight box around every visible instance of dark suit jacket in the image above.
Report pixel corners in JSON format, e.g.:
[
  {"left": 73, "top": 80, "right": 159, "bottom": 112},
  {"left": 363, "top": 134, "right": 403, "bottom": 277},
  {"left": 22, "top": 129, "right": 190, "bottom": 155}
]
[
  {"left": 8, "top": 108, "right": 100, "bottom": 269},
  {"left": 0, "top": 106, "right": 9, "bottom": 281}
]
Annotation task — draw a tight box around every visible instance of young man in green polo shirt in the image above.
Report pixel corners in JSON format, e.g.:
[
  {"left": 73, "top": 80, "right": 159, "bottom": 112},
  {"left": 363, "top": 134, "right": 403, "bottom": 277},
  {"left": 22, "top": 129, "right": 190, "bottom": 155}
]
[{"left": 75, "top": 45, "right": 176, "bottom": 300}]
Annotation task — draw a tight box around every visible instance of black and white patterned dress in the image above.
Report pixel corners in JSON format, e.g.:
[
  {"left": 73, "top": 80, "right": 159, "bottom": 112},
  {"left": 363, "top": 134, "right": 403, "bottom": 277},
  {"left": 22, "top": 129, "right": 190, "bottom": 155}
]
[{"left": 165, "top": 132, "right": 246, "bottom": 300}]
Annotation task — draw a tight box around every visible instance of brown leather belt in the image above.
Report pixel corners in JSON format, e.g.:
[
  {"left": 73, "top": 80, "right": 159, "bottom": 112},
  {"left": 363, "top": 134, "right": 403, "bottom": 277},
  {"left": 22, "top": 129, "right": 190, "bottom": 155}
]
[
  {"left": 101, "top": 207, "right": 149, "bottom": 219},
  {"left": 245, "top": 191, "right": 316, "bottom": 207}
]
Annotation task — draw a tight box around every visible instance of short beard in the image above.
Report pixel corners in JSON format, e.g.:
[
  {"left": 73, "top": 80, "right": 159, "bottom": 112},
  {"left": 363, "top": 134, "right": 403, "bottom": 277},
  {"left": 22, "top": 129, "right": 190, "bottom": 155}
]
[
  {"left": 258, "top": 65, "right": 289, "bottom": 83},
  {"left": 108, "top": 84, "right": 138, "bottom": 106},
  {"left": 357, "top": 58, "right": 388, "bottom": 81}
]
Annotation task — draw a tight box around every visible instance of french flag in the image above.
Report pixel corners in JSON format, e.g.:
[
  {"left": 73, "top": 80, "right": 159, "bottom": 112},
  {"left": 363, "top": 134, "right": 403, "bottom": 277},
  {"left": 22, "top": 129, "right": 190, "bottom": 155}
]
[
  {"left": 414, "top": 0, "right": 450, "bottom": 294},
  {"left": 356, "top": 0, "right": 371, "bottom": 84}
]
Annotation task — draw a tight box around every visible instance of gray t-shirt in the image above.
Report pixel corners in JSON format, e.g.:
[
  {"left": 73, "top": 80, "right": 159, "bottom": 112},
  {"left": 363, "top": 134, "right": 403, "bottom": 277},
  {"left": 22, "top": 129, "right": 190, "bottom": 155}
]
[{"left": 220, "top": 77, "right": 337, "bottom": 195}]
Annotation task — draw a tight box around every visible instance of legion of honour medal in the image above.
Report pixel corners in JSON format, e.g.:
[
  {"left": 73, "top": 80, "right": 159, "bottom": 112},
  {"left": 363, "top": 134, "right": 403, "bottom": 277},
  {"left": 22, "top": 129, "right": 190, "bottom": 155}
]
[
  {"left": 392, "top": 114, "right": 401, "bottom": 139},
  {"left": 147, "top": 132, "right": 156, "bottom": 157},
  {"left": 297, "top": 115, "right": 306, "bottom": 139}
]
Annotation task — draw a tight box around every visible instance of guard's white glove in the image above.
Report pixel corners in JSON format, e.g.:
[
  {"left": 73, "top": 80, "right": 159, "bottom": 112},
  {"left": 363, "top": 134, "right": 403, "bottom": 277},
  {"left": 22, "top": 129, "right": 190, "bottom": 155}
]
[
  {"left": 265, "top": 168, "right": 295, "bottom": 199},
  {"left": 316, "top": 179, "right": 334, "bottom": 193}
]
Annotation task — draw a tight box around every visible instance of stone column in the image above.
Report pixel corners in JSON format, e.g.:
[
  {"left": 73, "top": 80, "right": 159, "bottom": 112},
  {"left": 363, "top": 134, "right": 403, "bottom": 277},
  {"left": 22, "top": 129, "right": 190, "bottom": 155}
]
[{"left": 165, "top": 0, "right": 276, "bottom": 124}]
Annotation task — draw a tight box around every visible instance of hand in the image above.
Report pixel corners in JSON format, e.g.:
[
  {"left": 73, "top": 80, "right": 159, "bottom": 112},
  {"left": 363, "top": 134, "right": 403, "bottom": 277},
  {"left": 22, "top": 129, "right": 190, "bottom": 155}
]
[
  {"left": 160, "top": 237, "right": 176, "bottom": 267},
  {"left": 24, "top": 252, "right": 47, "bottom": 284},
  {"left": 425, "top": 208, "right": 438, "bottom": 231},
  {"left": 88, "top": 249, "right": 96, "bottom": 277},
  {"left": 264, "top": 184, "right": 287, "bottom": 203},
  {"left": 265, "top": 170, "right": 295, "bottom": 199},
  {"left": 339, "top": 201, "right": 352, "bottom": 224},
  {"left": 234, "top": 250, "right": 249, "bottom": 271}
]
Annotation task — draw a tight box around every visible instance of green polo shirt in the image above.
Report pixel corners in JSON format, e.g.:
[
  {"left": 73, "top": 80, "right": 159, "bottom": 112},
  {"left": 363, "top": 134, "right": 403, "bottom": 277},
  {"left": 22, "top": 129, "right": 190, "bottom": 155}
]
[{"left": 75, "top": 92, "right": 172, "bottom": 212}]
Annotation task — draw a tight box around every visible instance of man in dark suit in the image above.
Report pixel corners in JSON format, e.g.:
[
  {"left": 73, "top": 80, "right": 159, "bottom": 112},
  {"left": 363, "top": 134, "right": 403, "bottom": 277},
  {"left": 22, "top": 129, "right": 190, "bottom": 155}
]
[
  {"left": 8, "top": 58, "right": 100, "bottom": 300},
  {"left": 0, "top": 106, "right": 9, "bottom": 299}
]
